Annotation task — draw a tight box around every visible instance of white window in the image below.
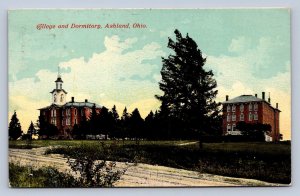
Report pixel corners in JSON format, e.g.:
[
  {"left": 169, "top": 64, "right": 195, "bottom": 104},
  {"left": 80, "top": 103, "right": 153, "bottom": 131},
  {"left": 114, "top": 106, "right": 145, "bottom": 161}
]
[
  {"left": 227, "top": 124, "right": 231, "bottom": 131},
  {"left": 232, "top": 124, "right": 236, "bottom": 131},
  {"left": 75, "top": 118, "right": 77, "bottom": 124},
  {"left": 227, "top": 105, "right": 231, "bottom": 112},
  {"left": 248, "top": 112, "right": 252, "bottom": 121},
  {"left": 66, "top": 118, "right": 71, "bottom": 125},
  {"left": 254, "top": 112, "right": 258, "bottom": 120},
  {"left": 51, "top": 109, "right": 56, "bottom": 117},
  {"left": 232, "top": 114, "right": 236, "bottom": 121},
  {"left": 254, "top": 103, "right": 258, "bottom": 111},
  {"left": 240, "top": 113, "right": 244, "bottom": 121},
  {"left": 74, "top": 108, "right": 77, "bottom": 116},
  {"left": 232, "top": 105, "right": 236, "bottom": 112},
  {"left": 227, "top": 114, "right": 231, "bottom": 122},
  {"left": 51, "top": 118, "right": 56, "bottom": 126},
  {"left": 249, "top": 104, "right": 253, "bottom": 111},
  {"left": 240, "top": 104, "right": 244, "bottom": 112},
  {"left": 66, "top": 109, "right": 70, "bottom": 116}
]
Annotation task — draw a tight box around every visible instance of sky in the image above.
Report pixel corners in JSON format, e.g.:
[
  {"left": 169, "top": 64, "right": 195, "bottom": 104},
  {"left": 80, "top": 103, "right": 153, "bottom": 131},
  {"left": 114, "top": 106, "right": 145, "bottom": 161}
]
[{"left": 8, "top": 9, "right": 291, "bottom": 140}]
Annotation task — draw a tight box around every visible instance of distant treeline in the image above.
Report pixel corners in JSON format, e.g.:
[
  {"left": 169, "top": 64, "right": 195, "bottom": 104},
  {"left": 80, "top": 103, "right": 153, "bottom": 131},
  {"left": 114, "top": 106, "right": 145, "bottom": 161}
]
[{"left": 36, "top": 105, "right": 222, "bottom": 140}]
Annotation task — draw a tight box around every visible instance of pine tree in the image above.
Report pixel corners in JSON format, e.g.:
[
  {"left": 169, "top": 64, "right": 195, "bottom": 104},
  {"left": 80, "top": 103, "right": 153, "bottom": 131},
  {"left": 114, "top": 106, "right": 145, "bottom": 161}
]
[
  {"left": 110, "top": 105, "right": 120, "bottom": 138},
  {"left": 145, "top": 111, "right": 154, "bottom": 139},
  {"left": 128, "top": 108, "right": 144, "bottom": 141},
  {"left": 156, "top": 29, "right": 220, "bottom": 138},
  {"left": 111, "top": 105, "right": 119, "bottom": 122},
  {"left": 27, "top": 121, "right": 36, "bottom": 139},
  {"left": 120, "top": 107, "right": 129, "bottom": 139},
  {"left": 8, "top": 111, "right": 22, "bottom": 140}
]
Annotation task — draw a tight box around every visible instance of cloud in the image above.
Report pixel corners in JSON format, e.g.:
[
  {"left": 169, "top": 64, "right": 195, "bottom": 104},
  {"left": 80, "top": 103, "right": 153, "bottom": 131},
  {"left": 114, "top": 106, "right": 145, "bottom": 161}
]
[
  {"left": 228, "top": 36, "right": 252, "bottom": 54},
  {"left": 9, "top": 35, "right": 165, "bottom": 131}
]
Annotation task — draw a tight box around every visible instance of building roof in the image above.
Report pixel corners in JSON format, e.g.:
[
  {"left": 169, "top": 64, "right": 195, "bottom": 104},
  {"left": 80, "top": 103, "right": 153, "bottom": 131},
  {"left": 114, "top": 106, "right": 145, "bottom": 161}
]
[
  {"left": 38, "top": 101, "right": 102, "bottom": 110},
  {"left": 222, "top": 95, "right": 264, "bottom": 104},
  {"left": 64, "top": 101, "right": 102, "bottom": 108},
  {"left": 55, "top": 76, "right": 63, "bottom": 83},
  {"left": 222, "top": 95, "right": 280, "bottom": 111},
  {"left": 50, "top": 89, "right": 68, "bottom": 94}
]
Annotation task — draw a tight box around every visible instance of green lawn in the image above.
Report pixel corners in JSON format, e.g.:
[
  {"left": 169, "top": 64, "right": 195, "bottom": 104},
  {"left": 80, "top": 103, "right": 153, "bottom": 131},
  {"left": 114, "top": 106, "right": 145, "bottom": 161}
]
[
  {"left": 9, "top": 139, "right": 194, "bottom": 148},
  {"left": 9, "top": 140, "right": 291, "bottom": 184}
]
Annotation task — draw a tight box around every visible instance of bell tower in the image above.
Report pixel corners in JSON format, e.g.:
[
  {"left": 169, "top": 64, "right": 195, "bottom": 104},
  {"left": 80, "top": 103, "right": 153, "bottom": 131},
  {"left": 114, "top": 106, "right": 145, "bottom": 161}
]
[{"left": 50, "top": 67, "right": 67, "bottom": 105}]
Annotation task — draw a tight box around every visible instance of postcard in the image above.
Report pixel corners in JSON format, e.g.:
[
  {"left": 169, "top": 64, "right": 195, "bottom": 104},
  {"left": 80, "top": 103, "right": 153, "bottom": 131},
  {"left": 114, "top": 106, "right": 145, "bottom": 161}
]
[{"left": 8, "top": 9, "right": 291, "bottom": 187}]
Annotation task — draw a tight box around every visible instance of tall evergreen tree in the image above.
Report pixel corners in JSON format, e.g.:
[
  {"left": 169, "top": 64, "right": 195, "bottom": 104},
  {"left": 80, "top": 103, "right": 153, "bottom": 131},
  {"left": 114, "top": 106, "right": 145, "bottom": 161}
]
[
  {"left": 27, "top": 121, "right": 36, "bottom": 139},
  {"left": 156, "top": 29, "right": 220, "bottom": 138},
  {"left": 128, "top": 108, "right": 144, "bottom": 141},
  {"left": 110, "top": 105, "right": 120, "bottom": 138},
  {"left": 90, "top": 104, "right": 99, "bottom": 135},
  {"left": 111, "top": 105, "right": 119, "bottom": 122},
  {"left": 98, "top": 106, "right": 111, "bottom": 139},
  {"left": 120, "top": 107, "right": 129, "bottom": 139},
  {"left": 145, "top": 111, "right": 154, "bottom": 139},
  {"left": 8, "top": 111, "right": 22, "bottom": 140}
]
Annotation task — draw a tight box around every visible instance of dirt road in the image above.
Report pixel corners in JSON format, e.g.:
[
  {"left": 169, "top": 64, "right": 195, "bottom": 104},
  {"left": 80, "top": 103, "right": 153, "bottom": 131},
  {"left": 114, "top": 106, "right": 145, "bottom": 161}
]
[{"left": 9, "top": 147, "right": 283, "bottom": 187}]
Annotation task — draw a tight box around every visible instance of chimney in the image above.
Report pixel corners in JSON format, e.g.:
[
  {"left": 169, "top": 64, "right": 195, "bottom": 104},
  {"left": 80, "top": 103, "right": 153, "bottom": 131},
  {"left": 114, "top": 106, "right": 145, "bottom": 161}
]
[
  {"left": 268, "top": 92, "right": 271, "bottom": 103},
  {"left": 226, "top": 95, "right": 229, "bottom": 101},
  {"left": 255, "top": 94, "right": 257, "bottom": 98},
  {"left": 262, "top": 92, "right": 265, "bottom": 100},
  {"left": 85, "top": 99, "right": 88, "bottom": 103},
  {"left": 71, "top": 97, "right": 74, "bottom": 103},
  {"left": 276, "top": 103, "right": 278, "bottom": 109}
]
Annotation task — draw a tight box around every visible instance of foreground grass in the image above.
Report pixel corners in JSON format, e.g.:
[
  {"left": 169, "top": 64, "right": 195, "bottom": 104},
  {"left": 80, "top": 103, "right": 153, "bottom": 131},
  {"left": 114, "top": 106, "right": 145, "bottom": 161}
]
[
  {"left": 10, "top": 140, "right": 291, "bottom": 184},
  {"left": 9, "top": 140, "right": 191, "bottom": 149},
  {"left": 9, "top": 163, "right": 78, "bottom": 188}
]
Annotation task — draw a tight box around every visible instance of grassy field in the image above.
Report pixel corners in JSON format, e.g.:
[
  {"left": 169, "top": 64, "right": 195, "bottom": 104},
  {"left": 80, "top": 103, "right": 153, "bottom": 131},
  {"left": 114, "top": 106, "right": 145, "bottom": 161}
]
[
  {"left": 9, "top": 163, "right": 78, "bottom": 188},
  {"left": 9, "top": 139, "right": 191, "bottom": 148},
  {"left": 9, "top": 140, "right": 291, "bottom": 184}
]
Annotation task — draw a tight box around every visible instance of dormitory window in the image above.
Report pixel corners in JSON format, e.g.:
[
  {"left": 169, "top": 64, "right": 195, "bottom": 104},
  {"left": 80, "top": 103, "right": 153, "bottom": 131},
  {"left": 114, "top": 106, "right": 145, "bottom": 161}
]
[
  {"left": 66, "top": 118, "right": 70, "bottom": 125},
  {"left": 75, "top": 118, "right": 77, "bottom": 124},
  {"left": 240, "top": 104, "right": 244, "bottom": 112},
  {"left": 232, "top": 105, "right": 236, "bottom": 112},
  {"left": 51, "top": 118, "right": 56, "bottom": 126},
  {"left": 74, "top": 108, "right": 77, "bottom": 116},
  {"left": 227, "top": 124, "right": 231, "bottom": 131},
  {"left": 227, "top": 105, "right": 230, "bottom": 112},
  {"left": 66, "top": 109, "right": 70, "bottom": 116},
  {"left": 249, "top": 104, "right": 252, "bottom": 111},
  {"left": 254, "top": 103, "right": 258, "bottom": 111},
  {"left": 240, "top": 113, "right": 244, "bottom": 121},
  {"left": 254, "top": 112, "right": 258, "bottom": 120},
  {"left": 248, "top": 112, "right": 252, "bottom": 121},
  {"left": 81, "top": 109, "right": 84, "bottom": 116},
  {"left": 232, "top": 124, "right": 236, "bottom": 131},
  {"left": 51, "top": 110, "right": 56, "bottom": 117},
  {"left": 232, "top": 114, "right": 236, "bottom": 121},
  {"left": 227, "top": 114, "right": 231, "bottom": 122}
]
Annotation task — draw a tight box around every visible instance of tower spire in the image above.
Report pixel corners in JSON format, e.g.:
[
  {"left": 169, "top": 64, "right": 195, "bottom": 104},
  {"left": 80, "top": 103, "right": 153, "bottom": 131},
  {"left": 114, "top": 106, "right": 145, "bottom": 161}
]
[{"left": 57, "top": 66, "right": 61, "bottom": 78}]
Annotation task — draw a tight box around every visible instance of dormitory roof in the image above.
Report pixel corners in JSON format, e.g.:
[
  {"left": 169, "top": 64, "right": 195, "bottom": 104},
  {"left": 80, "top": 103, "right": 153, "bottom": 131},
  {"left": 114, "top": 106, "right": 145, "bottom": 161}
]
[
  {"left": 222, "top": 95, "right": 264, "bottom": 104},
  {"left": 222, "top": 95, "right": 281, "bottom": 111},
  {"left": 38, "top": 101, "right": 102, "bottom": 110}
]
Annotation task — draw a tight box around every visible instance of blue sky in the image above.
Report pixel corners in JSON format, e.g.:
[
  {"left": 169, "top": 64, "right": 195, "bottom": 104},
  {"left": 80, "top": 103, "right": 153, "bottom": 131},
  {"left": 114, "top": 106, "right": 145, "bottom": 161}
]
[{"left": 8, "top": 9, "right": 291, "bottom": 139}]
